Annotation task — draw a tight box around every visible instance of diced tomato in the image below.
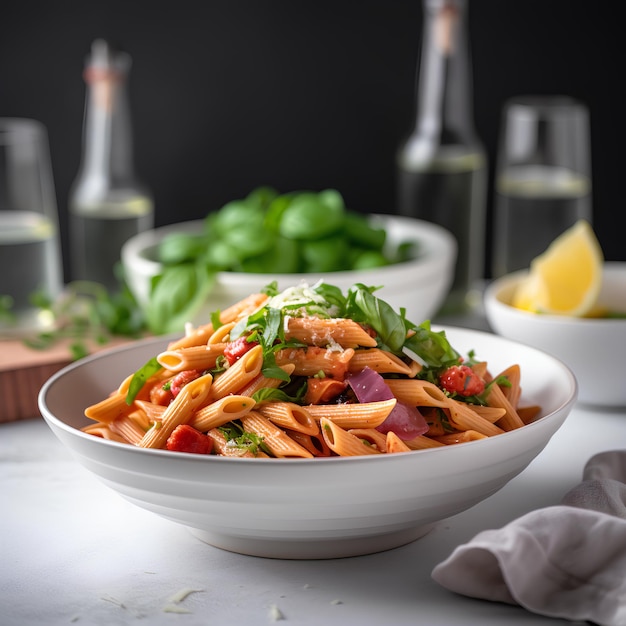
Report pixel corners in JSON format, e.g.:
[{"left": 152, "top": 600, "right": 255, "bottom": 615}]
[
  {"left": 439, "top": 365, "right": 485, "bottom": 397},
  {"left": 170, "top": 370, "right": 202, "bottom": 398},
  {"left": 223, "top": 336, "right": 258, "bottom": 366},
  {"left": 150, "top": 381, "right": 174, "bottom": 406},
  {"left": 166, "top": 424, "right": 214, "bottom": 454}
]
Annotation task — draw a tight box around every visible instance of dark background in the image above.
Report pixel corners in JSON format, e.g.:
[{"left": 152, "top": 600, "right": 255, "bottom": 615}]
[{"left": 1, "top": 1, "right": 620, "bottom": 282}]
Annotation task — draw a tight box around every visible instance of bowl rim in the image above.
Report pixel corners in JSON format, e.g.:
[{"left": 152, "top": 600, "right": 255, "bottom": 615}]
[
  {"left": 120, "top": 214, "right": 457, "bottom": 282},
  {"left": 485, "top": 261, "right": 626, "bottom": 325},
  {"left": 38, "top": 325, "right": 577, "bottom": 467}
]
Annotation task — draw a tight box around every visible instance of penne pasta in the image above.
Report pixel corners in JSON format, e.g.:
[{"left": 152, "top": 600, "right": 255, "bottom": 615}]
[
  {"left": 305, "top": 399, "right": 397, "bottom": 429},
  {"left": 517, "top": 404, "right": 542, "bottom": 425},
  {"left": 433, "top": 430, "right": 489, "bottom": 445},
  {"left": 84, "top": 391, "right": 132, "bottom": 425},
  {"left": 498, "top": 364, "right": 522, "bottom": 407},
  {"left": 386, "top": 431, "right": 412, "bottom": 453},
  {"left": 109, "top": 414, "right": 147, "bottom": 445},
  {"left": 209, "top": 344, "right": 264, "bottom": 400},
  {"left": 285, "top": 429, "right": 332, "bottom": 457},
  {"left": 348, "top": 428, "right": 388, "bottom": 451},
  {"left": 320, "top": 418, "right": 382, "bottom": 456},
  {"left": 156, "top": 344, "right": 226, "bottom": 372},
  {"left": 303, "top": 377, "right": 347, "bottom": 405},
  {"left": 206, "top": 321, "right": 237, "bottom": 345},
  {"left": 139, "top": 373, "right": 213, "bottom": 449},
  {"left": 486, "top": 381, "right": 525, "bottom": 431},
  {"left": 256, "top": 402, "right": 319, "bottom": 436},
  {"left": 82, "top": 423, "right": 128, "bottom": 443},
  {"left": 284, "top": 316, "right": 377, "bottom": 348},
  {"left": 471, "top": 405, "right": 507, "bottom": 423},
  {"left": 275, "top": 346, "right": 355, "bottom": 378},
  {"left": 241, "top": 412, "right": 314, "bottom": 458},
  {"left": 135, "top": 400, "right": 166, "bottom": 422},
  {"left": 392, "top": 379, "right": 505, "bottom": 437},
  {"left": 167, "top": 293, "right": 268, "bottom": 350},
  {"left": 347, "top": 349, "right": 413, "bottom": 376},
  {"left": 403, "top": 433, "right": 445, "bottom": 450},
  {"left": 190, "top": 395, "right": 255, "bottom": 432},
  {"left": 83, "top": 281, "right": 541, "bottom": 459},
  {"left": 238, "top": 364, "right": 295, "bottom": 397}
]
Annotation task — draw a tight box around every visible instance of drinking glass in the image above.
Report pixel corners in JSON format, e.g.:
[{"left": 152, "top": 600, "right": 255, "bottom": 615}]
[
  {"left": 491, "top": 96, "right": 592, "bottom": 278},
  {"left": 0, "top": 118, "right": 63, "bottom": 335}
]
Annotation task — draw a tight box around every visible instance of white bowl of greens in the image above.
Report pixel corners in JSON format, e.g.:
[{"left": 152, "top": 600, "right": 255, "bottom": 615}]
[{"left": 122, "top": 187, "right": 456, "bottom": 334}]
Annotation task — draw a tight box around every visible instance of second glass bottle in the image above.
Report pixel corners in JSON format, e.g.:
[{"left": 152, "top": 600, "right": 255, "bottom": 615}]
[
  {"left": 396, "top": 0, "right": 487, "bottom": 314},
  {"left": 69, "top": 39, "right": 154, "bottom": 293}
]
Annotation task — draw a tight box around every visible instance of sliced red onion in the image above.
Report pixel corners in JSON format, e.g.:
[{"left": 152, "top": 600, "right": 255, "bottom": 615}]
[{"left": 347, "top": 367, "right": 429, "bottom": 440}]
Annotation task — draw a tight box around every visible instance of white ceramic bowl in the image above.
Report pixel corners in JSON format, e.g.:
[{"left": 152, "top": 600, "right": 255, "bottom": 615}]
[
  {"left": 484, "top": 261, "right": 626, "bottom": 408},
  {"left": 121, "top": 215, "right": 456, "bottom": 326},
  {"left": 39, "top": 326, "right": 576, "bottom": 560}
]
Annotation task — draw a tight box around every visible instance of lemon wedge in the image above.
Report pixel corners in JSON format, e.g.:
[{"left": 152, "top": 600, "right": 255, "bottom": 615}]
[{"left": 512, "top": 220, "right": 603, "bottom": 317}]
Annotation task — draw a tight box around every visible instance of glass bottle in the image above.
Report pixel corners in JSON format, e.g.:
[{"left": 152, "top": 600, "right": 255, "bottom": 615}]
[
  {"left": 69, "top": 39, "right": 154, "bottom": 293},
  {"left": 396, "top": 0, "right": 487, "bottom": 314}
]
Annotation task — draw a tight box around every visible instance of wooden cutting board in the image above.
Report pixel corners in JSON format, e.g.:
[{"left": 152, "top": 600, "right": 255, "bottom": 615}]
[{"left": 0, "top": 337, "right": 134, "bottom": 423}]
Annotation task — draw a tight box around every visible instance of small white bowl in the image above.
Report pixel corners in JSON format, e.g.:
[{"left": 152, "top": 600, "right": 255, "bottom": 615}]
[
  {"left": 39, "top": 326, "right": 576, "bottom": 560},
  {"left": 121, "top": 215, "right": 456, "bottom": 326},
  {"left": 484, "top": 262, "right": 626, "bottom": 408}
]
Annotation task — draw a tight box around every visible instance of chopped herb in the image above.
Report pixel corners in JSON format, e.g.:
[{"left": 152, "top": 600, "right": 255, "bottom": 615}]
[
  {"left": 210, "top": 310, "right": 223, "bottom": 330},
  {"left": 13, "top": 277, "right": 147, "bottom": 361},
  {"left": 218, "top": 421, "right": 271, "bottom": 456}
]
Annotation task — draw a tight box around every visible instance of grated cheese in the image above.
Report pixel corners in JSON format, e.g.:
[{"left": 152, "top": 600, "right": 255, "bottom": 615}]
[
  {"left": 168, "top": 588, "right": 204, "bottom": 603},
  {"left": 268, "top": 604, "right": 285, "bottom": 621},
  {"left": 163, "top": 604, "right": 192, "bottom": 614}
]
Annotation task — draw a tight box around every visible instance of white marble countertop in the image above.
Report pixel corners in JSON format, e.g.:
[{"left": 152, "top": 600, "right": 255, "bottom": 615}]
[{"left": 2, "top": 306, "right": 623, "bottom": 625}]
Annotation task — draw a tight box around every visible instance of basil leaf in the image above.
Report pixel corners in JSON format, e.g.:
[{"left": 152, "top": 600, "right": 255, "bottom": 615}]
[
  {"left": 245, "top": 185, "right": 279, "bottom": 209},
  {"left": 350, "top": 249, "right": 389, "bottom": 270},
  {"left": 126, "top": 357, "right": 162, "bottom": 405},
  {"left": 347, "top": 284, "right": 406, "bottom": 353},
  {"left": 211, "top": 200, "right": 265, "bottom": 236},
  {"left": 222, "top": 221, "right": 275, "bottom": 260},
  {"left": 159, "top": 232, "right": 206, "bottom": 265},
  {"left": 343, "top": 212, "right": 386, "bottom": 250},
  {"left": 345, "top": 284, "right": 459, "bottom": 367},
  {"left": 240, "top": 237, "right": 300, "bottom": 273},
  {"left": 252, "top": 387, "right": 298, "bottom": 404},
  {"left": 146, "top": 263, "right": 216, "bottom": 334},
  {"left": 278, "top": 191, "right": 345, "bottom": 240},
  {"left": 301, "top": 236, "right": 348, "bottom": 272}
]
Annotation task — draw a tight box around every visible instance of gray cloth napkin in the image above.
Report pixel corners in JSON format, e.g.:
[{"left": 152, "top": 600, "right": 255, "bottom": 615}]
[{"left": 432, "top": 450, "right": 626, "bottom": 626}]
